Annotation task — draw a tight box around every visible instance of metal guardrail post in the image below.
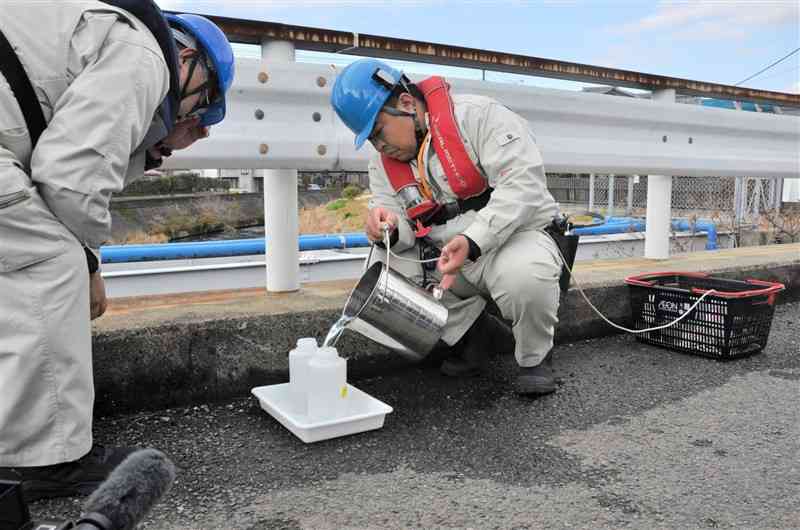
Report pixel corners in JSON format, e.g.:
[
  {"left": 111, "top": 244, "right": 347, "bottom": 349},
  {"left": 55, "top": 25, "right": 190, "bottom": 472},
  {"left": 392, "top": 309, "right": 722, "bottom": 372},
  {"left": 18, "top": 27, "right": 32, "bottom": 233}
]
[
  {"left": 734, "top": 176, "right": 746, "bottom": 225},
  {"left": 627, "top": 175, "right": 634, "bottom": 215},
  {"left": 768, "top": 178, "right": 780, "bottom": 212},
  {"left": 645, "top": 89, "right": 676, "bottom": 259},
  {"left": 750, "top": 178, "right": 762, "bottom": 220},
  {"left": 588, "top": 173, "right": 595, "bottom": 211},
  {"left": 262, "top": 40, "right": 300, "bottom": 292},
  {"left": 607, "top": 174, "right": 615, "bottom": 218}
]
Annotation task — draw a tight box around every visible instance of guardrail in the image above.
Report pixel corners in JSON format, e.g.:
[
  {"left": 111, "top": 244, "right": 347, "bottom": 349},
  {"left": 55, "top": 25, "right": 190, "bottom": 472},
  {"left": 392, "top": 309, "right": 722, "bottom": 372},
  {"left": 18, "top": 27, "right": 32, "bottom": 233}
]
[
  {"left": 158, "top": 53, "right": 799, "bottom": 291},
  {"left": 165, "top": 59, "right": 800, "bottom": 179}
]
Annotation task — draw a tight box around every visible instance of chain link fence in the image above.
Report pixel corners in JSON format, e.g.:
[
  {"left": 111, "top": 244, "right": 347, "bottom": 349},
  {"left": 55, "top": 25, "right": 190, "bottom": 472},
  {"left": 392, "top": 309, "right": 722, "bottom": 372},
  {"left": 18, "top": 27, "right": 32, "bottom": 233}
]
[
  {"left": 547, "top": 174, "right": 782, "bottom": 219},
  {"left": 546, "top": 174, "right": 798, "bottom": 244},
  {"left": 298, "top": 172, "right": 790, "bottom": 236}
]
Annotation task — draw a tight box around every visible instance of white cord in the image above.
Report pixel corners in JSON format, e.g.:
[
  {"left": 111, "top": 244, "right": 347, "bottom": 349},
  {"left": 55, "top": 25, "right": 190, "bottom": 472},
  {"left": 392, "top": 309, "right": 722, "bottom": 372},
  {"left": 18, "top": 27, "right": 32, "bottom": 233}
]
[
  {"left": 382, "top": 226, "right": 439, "bottom": 264},
  {"left": 379, "top": 225, "right": 715, "bottom": 334},
  {"left": 379, "top": 225, "right": 439, "bottom": 264},
  {"left": 385, "top": 251, "right": 440, "bottom": 264},
  {"left": 381, "top": 225, "right": 441, "bottom": 298},
  {"left": 383, "top": 229, "right": 391, "bottom": 299},
  {"left": 550, "top": 233, "right": 717, "bottom": 334}
]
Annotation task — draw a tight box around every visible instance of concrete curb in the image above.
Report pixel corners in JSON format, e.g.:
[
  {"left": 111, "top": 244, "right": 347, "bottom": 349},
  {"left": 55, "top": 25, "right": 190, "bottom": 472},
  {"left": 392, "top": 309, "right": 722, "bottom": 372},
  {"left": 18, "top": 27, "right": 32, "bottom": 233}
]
[{"left": 92, "top": 258, "right": 799, "bottom": 415}]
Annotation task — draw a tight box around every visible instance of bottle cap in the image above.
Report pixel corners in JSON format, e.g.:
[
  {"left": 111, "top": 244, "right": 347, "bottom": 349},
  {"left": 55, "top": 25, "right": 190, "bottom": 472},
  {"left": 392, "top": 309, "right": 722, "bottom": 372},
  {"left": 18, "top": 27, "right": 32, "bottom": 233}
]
[{"left": 296, "top": 337, "right": 318, "bottom": 350}]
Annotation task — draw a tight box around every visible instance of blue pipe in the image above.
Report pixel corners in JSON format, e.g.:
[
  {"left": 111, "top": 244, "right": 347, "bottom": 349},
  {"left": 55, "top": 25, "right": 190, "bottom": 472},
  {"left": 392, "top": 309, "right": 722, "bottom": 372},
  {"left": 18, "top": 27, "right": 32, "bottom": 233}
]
[
  {"left": 100, "top": 232, "right": 371, "bottom": 263},
  {"left": 101, "top": 218, "right": 718, "bottom": 263},
  {"left": 670, "top": 219, "right": 718, "bottom": 250},
  {"left": 573, "top": 218, "right": 645, "bottom": 235},
  {"left": 573, "top": 217, "right": 717, "bottom": 250}
]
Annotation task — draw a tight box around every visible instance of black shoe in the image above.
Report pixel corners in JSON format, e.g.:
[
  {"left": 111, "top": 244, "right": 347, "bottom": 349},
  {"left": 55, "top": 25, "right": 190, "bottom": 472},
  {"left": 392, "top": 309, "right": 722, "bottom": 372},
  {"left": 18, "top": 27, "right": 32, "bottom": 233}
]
[
  {"left": 440, "top": 355, "right": 484, "bottom": 377},
  {"left": 440, "top": 311, "right": 511, "bottom": 377},
  {"left": 0, "top": 445, "right": 138, "bottom": 502},
  {"left": 419, "top": 339, "right": 460, "bottom": 368},
  {"left": 515, "top": 352, "right": 556, "bottom": 396}
]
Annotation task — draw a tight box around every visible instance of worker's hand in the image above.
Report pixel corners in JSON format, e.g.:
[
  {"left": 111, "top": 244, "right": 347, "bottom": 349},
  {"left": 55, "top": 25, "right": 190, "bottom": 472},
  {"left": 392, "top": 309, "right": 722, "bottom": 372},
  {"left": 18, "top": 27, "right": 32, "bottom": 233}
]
[
  {"left": 366, "top": 207, "right": 399, "bottom": 243},
  {"left": 437, "top": 235, "right": 469, "bottom": 292},
  {"left": 89, "top": 272, "right": 107, "bottom": 320},
  {"left": 162, "top": 116, "right": 210, "bottom": 151}
]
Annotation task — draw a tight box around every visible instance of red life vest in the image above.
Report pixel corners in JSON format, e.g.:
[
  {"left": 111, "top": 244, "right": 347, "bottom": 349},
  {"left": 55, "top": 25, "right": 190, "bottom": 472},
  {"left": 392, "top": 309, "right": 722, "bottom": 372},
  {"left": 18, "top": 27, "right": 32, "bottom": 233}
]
[{"left": 381, "top": 77, "right": 488, "bottom": 231}]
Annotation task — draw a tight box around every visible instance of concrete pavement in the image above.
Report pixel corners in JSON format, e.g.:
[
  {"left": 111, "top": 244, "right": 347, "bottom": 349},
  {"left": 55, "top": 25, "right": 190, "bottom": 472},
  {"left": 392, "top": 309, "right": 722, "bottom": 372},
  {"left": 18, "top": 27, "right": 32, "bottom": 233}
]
[{"left": 30, "top": 301, "right": 799, "bottom": 529}]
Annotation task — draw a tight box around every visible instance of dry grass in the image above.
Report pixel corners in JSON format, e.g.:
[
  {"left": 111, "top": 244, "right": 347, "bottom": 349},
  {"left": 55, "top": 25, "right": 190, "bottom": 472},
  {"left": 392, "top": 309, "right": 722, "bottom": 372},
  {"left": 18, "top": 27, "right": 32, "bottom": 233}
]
[
  {"left": 112, "top": 194, "right": 371, "bottom": 243},
  {"left": 115, "top": 230, "right": 169, "bottom": 244},
  {"left": 299, "top": 194, "right": 370, "bottom": 234}
]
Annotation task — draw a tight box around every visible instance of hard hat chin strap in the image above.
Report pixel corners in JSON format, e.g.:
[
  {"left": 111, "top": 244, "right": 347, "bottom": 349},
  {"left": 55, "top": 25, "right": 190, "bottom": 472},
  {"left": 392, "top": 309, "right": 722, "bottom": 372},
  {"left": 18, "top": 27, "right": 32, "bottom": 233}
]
[{"left": 374, "top": 71, "right": 428, "bottom": 154}]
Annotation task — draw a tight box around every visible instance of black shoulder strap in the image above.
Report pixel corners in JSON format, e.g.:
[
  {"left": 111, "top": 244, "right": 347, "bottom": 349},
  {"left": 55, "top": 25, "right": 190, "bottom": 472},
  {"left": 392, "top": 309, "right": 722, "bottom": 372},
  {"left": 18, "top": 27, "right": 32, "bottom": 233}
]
[
  {"left": 0, "top": 27, "right": 47, "bottom": 149},
  {"left": 0, "top": 2, "right": 180, "bottom": 152},
  {"left": 100, "top": 0, "right": 181, "bottom": 129}
]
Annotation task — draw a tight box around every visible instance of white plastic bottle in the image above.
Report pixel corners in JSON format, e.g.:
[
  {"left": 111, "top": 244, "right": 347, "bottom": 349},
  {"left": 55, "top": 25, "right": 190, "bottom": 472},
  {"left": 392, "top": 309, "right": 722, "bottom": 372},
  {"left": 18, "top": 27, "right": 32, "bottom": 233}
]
[
  {"left": 289, "top": 337, "right": 318, "bottom": 415},
  {"left": 307, "top": 346, "right": 348, "bottom": 422}
]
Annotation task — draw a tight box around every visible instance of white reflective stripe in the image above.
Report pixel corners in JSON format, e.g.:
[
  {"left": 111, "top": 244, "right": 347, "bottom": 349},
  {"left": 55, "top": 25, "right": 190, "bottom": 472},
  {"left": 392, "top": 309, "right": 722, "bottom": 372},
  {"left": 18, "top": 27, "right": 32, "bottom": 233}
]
[
  {"left": 171, "top": 27, "right": 197, "bottom": 50},
  {"left": 374, "top": 68, "right": 398, "bottom": 86}
]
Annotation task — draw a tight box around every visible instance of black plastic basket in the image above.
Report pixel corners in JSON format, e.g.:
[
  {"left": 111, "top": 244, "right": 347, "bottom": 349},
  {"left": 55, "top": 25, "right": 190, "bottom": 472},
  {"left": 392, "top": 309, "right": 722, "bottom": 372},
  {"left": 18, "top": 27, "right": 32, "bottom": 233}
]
[{"left": 625, "top": 272, "right": 785, "bottom": 360}]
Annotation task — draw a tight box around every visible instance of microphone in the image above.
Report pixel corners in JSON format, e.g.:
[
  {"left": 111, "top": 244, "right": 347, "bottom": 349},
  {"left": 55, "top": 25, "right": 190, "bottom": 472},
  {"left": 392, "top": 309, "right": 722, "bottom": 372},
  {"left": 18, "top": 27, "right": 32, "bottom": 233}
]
[{"left": 74, "top": 449, "right": 176, "bottom": 530}]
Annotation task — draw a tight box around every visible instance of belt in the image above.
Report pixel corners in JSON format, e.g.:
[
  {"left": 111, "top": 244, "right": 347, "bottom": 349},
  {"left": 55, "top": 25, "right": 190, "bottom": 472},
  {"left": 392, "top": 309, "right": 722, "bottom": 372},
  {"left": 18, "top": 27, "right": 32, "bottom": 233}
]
[{"left": 428, "top": 187, "right": 494, "bottom": 226}]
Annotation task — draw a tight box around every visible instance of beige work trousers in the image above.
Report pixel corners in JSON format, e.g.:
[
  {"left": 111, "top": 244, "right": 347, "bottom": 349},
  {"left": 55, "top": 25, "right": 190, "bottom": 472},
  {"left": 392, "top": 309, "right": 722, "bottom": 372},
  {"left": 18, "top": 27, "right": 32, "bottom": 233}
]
[
  {"left": 0, "top": 162, "right": 92, "bottom": 467},
  {"left": 371, "top": 229, "right": 562, "bottom": 367}
]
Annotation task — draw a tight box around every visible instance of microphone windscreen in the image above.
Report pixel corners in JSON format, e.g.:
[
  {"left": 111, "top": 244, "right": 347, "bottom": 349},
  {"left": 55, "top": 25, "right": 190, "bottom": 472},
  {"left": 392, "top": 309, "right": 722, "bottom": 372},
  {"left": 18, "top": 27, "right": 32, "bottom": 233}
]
[{"left": 82, "top": 448, "right": 176, "bottom": 530}]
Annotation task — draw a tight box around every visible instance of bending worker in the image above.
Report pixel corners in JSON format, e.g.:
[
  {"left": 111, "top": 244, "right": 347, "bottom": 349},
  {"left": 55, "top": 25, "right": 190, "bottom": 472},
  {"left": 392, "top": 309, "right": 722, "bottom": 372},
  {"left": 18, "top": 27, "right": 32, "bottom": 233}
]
[
  {"left": 0, "top": 1, "right": 234, "bottom": 501},
  {"left": 331, "top": 58, "right": 572, "bottom": 397}
]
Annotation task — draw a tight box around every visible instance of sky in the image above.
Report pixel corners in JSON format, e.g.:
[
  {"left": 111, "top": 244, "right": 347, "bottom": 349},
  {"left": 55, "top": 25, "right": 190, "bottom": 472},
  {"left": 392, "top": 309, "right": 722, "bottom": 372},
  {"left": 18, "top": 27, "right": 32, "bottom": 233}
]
[{"left": 156, "top": 0, "right": 800, "bottom": 94}]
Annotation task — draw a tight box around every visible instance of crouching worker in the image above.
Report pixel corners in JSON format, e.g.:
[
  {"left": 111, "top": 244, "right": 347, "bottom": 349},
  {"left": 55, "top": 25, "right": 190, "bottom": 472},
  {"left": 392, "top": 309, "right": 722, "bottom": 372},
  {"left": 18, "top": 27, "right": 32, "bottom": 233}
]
[
  {"left": 331, "top": 59, "right": 571, "bottom": 397},
  {"left": 0, "top": 1, "right": 234, "bottom": 501}
]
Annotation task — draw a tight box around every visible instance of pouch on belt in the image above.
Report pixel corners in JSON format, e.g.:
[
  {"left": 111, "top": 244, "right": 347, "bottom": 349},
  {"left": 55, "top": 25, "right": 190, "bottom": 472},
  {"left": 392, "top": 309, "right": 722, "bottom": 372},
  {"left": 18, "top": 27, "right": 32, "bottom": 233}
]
[{"left": 544, "top": 216, "right": 579, "bottom": 292}]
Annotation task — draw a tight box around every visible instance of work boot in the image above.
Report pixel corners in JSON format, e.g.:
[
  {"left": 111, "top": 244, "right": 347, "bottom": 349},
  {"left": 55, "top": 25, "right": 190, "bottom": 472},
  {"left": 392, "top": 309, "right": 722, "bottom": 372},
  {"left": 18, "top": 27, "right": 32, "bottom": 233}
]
[
  {"left": 0, "top": 444, "right": 138, "bottom": 502},
  {"left": 440, "top": 311, "right": 510, "bottom": 377},
  {"left": 515, "top": 351, "right": 556, "bottom": 396},
  {"left": 420, "top": 339, "right": 461, "bottom": 368}
]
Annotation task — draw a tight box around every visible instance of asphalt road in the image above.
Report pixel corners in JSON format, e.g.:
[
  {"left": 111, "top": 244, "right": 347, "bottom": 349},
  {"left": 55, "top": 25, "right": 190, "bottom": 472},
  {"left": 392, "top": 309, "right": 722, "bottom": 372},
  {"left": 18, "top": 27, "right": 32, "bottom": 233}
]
[{"left": 31, "top": 302, "right": 799, "bottom": 529}]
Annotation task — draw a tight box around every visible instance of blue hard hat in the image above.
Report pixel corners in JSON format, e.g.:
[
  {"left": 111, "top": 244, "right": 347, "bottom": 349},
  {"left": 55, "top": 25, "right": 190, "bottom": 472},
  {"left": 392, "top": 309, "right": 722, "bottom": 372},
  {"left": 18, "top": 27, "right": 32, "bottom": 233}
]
[
  {"left": 166, "top": 13, "right": 235, "bottom": 126},
  {"left": 331, "top": 59, "right": 404, "bottom": 149}
]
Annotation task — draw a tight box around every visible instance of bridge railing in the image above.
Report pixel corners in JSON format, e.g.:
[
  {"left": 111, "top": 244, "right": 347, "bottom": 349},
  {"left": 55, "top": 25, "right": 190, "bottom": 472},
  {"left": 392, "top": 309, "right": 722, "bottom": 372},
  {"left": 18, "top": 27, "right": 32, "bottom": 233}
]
[{"left": 157, "top": 56, "right": 799, "bottom": 292}]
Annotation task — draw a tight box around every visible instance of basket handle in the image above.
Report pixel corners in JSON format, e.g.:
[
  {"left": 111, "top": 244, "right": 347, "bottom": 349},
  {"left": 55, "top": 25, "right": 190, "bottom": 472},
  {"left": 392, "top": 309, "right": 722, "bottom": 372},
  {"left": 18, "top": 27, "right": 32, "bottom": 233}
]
[
  {"left": 625, "top": 272, "right": 785, "bottom": 299},
  {"left": 690, "top": 279, "right": 785, "bottom": 299},
  {"left": 624, "top": 271, "right": 709, "bottom": 287}
]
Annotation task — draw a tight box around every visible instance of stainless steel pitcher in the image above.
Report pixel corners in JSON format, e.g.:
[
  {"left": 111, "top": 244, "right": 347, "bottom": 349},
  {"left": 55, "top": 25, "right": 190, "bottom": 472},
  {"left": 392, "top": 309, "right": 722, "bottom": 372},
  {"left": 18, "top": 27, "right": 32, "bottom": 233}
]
[{"left": 343, "top": 261, "right": 449, "bottom": 360}]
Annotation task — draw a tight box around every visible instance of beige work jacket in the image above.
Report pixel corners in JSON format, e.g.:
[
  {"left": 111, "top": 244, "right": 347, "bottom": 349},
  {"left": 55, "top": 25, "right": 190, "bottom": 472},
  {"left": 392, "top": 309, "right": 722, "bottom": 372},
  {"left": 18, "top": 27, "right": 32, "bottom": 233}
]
[
  {"left": 0, "top": 0, "right": 169, "bottom": 251},
  {"left": 368, "top": 93, "right": 559, "bottom": 255}
]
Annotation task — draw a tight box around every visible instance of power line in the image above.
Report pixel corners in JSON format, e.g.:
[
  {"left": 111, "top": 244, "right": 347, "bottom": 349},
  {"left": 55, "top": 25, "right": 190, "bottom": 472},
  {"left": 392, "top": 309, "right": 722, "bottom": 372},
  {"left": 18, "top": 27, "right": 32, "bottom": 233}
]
[
  {"left": 755, "top": 64, "right": 800, "bottom": 83},
  {"left": 735, "top": 47, "right": 800, "bottom": 86}
]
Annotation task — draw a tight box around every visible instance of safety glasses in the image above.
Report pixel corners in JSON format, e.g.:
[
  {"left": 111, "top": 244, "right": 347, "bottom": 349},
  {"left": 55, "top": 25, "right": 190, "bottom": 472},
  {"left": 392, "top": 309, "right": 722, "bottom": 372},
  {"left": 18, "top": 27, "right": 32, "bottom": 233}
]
[{"left": 179, "top": 52, "right": 217, "bottom": 119}]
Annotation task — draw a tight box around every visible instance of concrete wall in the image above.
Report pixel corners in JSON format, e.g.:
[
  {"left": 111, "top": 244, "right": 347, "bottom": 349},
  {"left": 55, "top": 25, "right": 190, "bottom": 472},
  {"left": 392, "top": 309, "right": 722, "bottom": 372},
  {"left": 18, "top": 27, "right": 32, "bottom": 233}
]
[
  {"left": 109, "top": 191, "right": 339, "bottom": 242},
  {"left": 90, "top": 245, "right": 800, "bottom": 415}
]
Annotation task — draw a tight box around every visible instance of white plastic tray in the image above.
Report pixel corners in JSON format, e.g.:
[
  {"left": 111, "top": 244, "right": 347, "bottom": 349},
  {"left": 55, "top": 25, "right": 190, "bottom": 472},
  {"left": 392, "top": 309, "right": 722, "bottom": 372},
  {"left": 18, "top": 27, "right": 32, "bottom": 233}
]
[{"left": 251, "top": 383, "right": 393, "bottom": 443}]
